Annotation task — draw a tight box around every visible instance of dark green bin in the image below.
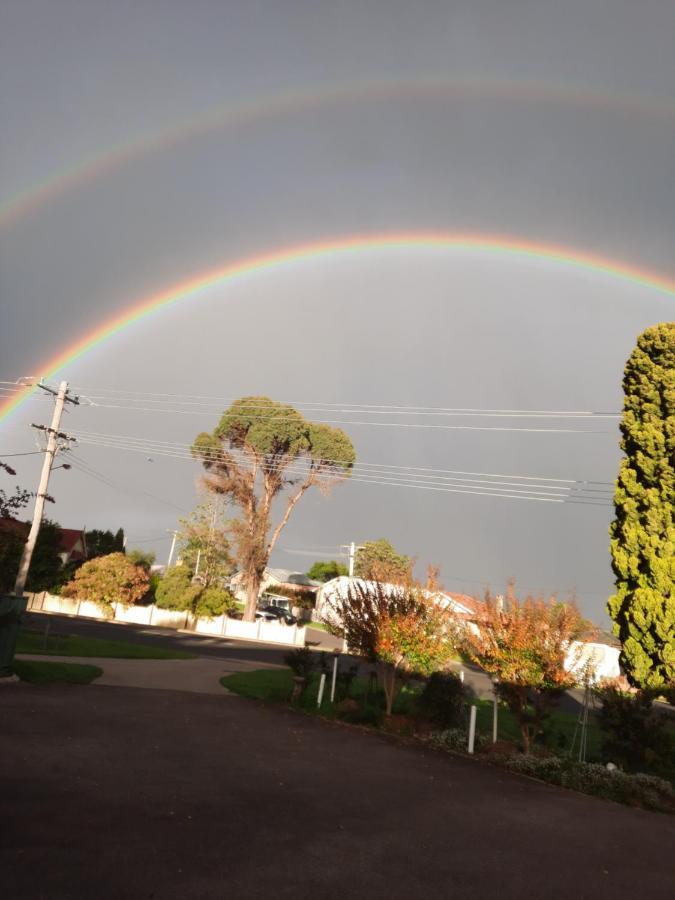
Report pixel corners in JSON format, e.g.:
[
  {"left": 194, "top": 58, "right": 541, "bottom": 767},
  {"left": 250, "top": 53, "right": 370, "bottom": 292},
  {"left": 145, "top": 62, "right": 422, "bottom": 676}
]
[{"left": 0, "top": 594, "right": 27, "bottom": 678}]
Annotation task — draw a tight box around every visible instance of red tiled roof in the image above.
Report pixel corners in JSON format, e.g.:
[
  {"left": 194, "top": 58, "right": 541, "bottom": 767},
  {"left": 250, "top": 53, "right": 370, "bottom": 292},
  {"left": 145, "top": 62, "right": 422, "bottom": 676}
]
[{"left": 0, "top": 518, "right": 86, "bottom": 561}]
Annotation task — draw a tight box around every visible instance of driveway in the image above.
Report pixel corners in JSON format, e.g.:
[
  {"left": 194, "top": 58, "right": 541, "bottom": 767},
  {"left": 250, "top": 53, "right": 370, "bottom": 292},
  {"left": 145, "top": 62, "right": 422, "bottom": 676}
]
[{"left": 2, "top": 683, "right": 673, "bottom": 899}]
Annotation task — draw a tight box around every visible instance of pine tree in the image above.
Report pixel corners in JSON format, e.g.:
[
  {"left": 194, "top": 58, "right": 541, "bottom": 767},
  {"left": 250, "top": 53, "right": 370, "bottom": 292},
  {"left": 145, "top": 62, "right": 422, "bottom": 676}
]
[{"left": 608, "top": 322, "right": 675, "bottom": 689}]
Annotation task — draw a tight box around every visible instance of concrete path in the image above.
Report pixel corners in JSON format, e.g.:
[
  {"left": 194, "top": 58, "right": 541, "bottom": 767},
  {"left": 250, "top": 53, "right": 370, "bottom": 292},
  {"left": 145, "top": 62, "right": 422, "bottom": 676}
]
[{"left": 17, "top": 653, "right": 283, "bottom": 695}]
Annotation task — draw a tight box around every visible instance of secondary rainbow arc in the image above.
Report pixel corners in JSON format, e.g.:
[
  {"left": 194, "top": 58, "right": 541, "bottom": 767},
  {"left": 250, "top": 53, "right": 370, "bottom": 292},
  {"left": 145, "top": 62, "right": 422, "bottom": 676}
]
[{"left": 2, "top": 231, "right": 675, "bottom": 424}]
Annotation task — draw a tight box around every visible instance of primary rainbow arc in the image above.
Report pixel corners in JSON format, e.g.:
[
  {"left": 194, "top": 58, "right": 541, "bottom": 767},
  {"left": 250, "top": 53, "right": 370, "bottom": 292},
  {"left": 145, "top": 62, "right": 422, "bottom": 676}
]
[{"left": 2, "top": 231, "right": 675, "bottom": 424}]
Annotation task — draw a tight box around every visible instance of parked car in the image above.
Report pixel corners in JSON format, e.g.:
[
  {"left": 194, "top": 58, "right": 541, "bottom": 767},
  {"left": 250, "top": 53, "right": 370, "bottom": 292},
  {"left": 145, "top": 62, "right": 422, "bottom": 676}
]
[{"left": 255, "top": 604, "right": 297, "bottom": 625}]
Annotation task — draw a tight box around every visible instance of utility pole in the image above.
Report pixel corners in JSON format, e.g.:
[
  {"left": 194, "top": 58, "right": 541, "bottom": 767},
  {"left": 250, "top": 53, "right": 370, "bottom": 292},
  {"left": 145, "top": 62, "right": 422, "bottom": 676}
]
[
  {"left": 340, "top": 541, "right": 363, "bottom": 578},
  {"left": 14, "top": 380, "right": 78, "bottom": 597},
  {"left": 166, "top": 530, "right": 179, "bottom": 568}
]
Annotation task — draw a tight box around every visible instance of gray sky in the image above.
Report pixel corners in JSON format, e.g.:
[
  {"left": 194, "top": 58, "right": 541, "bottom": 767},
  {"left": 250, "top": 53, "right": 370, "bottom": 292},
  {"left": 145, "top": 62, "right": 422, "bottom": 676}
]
[{"left": 2, "top": 0, "right": 675, "bottom": 623}]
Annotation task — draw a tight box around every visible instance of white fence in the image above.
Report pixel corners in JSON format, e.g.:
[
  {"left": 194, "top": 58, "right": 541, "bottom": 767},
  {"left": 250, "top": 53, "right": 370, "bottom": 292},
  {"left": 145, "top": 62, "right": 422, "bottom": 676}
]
[{"left": 26, "top": 592, "right": 306, "bottom": 647}]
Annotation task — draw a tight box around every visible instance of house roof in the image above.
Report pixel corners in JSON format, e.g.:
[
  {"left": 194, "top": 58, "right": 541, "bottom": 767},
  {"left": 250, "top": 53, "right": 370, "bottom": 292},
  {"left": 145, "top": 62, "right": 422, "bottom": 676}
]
[
  {"left": 59, "top": 528, "right": 87, "bottom": 561},
  {"left": 0, "top": 518, "right": 87, "bottom": 561}
]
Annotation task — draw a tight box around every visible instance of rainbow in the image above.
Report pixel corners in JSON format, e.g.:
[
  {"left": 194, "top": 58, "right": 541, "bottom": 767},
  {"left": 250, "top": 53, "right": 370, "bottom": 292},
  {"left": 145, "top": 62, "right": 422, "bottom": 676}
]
[
  {"left": 2, "top": 231, "right": 675, "bottom": 424},
  {"left": 4, "top": 77, "right": 675, "bottom": 229}
]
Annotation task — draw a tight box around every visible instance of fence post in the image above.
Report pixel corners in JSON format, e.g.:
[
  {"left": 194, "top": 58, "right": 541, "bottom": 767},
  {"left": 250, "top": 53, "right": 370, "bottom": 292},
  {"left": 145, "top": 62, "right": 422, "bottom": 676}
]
[
  {"left": 330, "top": 652, "right": 339, "bottom": 703},
  {"left": 468, "top": 705, "right": 477, "bottom": 754},
  {"left": 317, "top": 673, "right": 326, "bottom": 708}
]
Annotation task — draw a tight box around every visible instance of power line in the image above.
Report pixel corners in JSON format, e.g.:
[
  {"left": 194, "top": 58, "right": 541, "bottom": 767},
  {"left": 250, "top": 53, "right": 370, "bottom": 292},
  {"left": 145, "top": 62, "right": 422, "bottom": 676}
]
[
  {"left": 67, "top": 428, "right": 614, "bottom": 491},
  {"left": 67, "top": 432, "right": 612, "bottom": 506},
  {"left": 65, "top": 451, "right": 188, "bottom": 514},
  {"left": 69, "top": 383, "right": 621, "bottom": 417}
]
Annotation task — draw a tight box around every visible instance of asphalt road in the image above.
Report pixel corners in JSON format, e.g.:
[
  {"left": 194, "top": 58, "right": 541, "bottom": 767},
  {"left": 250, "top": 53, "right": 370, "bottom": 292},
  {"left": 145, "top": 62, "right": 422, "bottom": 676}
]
[{"left": 2, "top": 683, "right": 673, "bottom": 899}]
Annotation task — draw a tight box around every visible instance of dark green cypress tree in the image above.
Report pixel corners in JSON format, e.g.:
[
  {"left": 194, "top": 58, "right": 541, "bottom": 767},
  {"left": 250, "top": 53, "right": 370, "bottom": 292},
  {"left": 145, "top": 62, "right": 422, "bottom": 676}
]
[{"left": 608, "top": 322, "right": 675, "bottom": 689}]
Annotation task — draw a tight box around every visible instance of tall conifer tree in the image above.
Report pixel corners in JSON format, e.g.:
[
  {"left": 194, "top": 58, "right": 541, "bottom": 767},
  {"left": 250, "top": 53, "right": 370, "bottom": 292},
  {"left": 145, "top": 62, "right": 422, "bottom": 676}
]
[{"left": 608, "top": 323, "right": 675, "bottom": 688}]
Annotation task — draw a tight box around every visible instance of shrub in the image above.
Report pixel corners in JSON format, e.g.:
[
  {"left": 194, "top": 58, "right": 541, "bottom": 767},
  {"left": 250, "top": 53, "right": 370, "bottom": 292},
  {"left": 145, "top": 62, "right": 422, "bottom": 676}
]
[
  {"left": 417, "top": 672, "right": 470, "bottom": 729},
  {"left": 492, "top": 754, "right": 675, "bottom": 814},
  {"left": 428, "top": 728, "right": 490, "bottom": 753},
  {"left": 155, "top": 567, "right": 201, "bottom": 612},
  {"left": 337, "top": 703, "right": 384, "bottom": 728},
  {"left": 61, "top": 553, "right": 149, "bottom": 612},
  {"left": 195, "top": 586, "right": 238, "bottom": 618},
  {"left": 595, "top": 686, "right": 673, "bottom": 777},
  {"left": 284, "top": 647, "right": 315, "bottom": 681}
]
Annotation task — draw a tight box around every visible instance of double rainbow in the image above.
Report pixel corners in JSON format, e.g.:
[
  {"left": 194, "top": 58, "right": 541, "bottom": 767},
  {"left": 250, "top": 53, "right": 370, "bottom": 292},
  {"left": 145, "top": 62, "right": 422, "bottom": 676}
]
[{"left": 2, "top": 231, "right": 674, "bottom": 425}]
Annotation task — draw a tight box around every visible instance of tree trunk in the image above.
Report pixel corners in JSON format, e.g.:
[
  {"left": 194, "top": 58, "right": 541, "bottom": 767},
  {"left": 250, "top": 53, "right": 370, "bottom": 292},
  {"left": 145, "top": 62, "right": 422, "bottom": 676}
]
[
  {"left": 520, "top": 722, "right": 531, "bottom": 754},
  {"left": 243, "top": 571, "right": 261, "bottom": 622},
  {"left": 380, "top": 664, "right": 397, "bottom": 717}
]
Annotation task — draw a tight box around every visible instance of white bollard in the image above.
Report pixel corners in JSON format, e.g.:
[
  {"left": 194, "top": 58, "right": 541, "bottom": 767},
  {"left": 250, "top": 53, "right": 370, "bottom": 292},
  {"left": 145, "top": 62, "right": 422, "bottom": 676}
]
[
  {"left": 330, "top": 654, "right": 339, "bottom": 703},
  {"left": 459, "top": 670, "right": 464, "bottom": 683},
  {"left": 317, "top": 672, "right": 326, "bottom": 708},
  {"left": 468, "top": 705, "right": 477, "bottom": 754},
  {"left": 492, "top": 696, "right": 498, "bottom": 743}
]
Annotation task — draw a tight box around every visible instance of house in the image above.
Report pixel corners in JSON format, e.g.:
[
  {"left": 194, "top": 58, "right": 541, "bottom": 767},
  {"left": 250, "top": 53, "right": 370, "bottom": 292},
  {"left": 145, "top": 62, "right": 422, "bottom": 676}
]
[
  {"left": 58, "top": 528, "right": 88, "bottom": 566},
  {"left": 315, "top": 576, "right": 483, "bottom": 626},
  {"left": 228, "top": 568, "right": 321, "bottom": 605},
  {"left": 0, "top": 517, "right": 87, "bottom": 567}
]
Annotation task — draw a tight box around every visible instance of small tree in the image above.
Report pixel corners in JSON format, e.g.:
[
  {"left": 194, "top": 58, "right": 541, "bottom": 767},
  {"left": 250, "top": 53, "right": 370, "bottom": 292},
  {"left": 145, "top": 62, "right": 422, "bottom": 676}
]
[
  {"left": 0, "top": 518, "right": 64, "bottom": 593},
  {"left": 608, "top": 322, "right": 675, "bottom": 690},
  {"left": 155, "top": 566, "right": 236, "bottom": 618},
  {"left": 192, "top": 397, "right": 355, "bottom": 621},
  {"left": 85, "top": 528, "right": 125, "bottom": 559},
  {"left": 354, "top": 539, "right": 412, "bottom": 583},
  {"left": 155, "top": 567, "right": 201, "bottom": 612},
  {"left": 307, "top": 560, "right": 349, "bottom": 582},
  {"left": 62, "top": 552, "right": 149, "bottom": 613},
  {"left": 463, "top": 590, "right": 589, "bottom": 752},
  {"left": 376, "top": 603, "right": 456, "bottom": 715},
  {"left": 323, "top": 580, "right": 456, "bottom": 716},
  {"left": 127, "top": 548, "right": 156, "bottom": 570},
  {"left": 177, "top": 501, "right": 233, "bottom": 587}
]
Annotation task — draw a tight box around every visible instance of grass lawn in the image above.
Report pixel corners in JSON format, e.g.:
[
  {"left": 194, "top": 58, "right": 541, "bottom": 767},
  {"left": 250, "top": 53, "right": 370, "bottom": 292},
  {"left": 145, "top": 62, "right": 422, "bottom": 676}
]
[
  {"left": 16, "top": 629, "right": 195, "bottom": 660},
  {"left": 13, "top": 660, "right": 102, "bottom": 684},
  {"left": 221, "top": 667, "right": 603, "bottom": 755}
]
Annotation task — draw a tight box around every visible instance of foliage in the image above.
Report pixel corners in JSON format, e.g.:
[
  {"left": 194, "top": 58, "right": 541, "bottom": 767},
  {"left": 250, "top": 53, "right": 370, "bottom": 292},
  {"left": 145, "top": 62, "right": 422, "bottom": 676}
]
[
  {"left": 127, "top": 548, "right": 156, "bottom": 570},
  {"left": 307, "top": 560, "right": 349, "bottom": 582},
  {"left": 608, "top": 323, "right": 675, "bottom": 690},
  {"left": 354, "top": 539, "right": 412, "bottom": 583},
  {"left": 85, "top": 528, "right": 125, "bottom": 559},
  {"left": 283, "top": 647, "right": 316, "bottom": 682},
  {"left": 192, "top": 396, "right": 355, "bottom": 621},
  {"left": 488, "top": 754, "right": 675, "bottom": 814},
  {"left": 61, "top": 552, "right": 149, "bottom": 612},
  {"left": 428, "top": 727, "right": 490, "bottom": 753},
  {"left": 462, "top": 590, "right": 589, "bottom": 752},
  {"left": 265, "top": 583, "right": 316, "bottom": 609},
  {"left": 0, "top": 518, "right": 64, "bottom": 593},
  {"left": 595, "top": 685, "right": 673, "bottom": 777},
  {"left": 195, "top": 585, "right": 238, "bottom": 618},
  {"left": 0, "top": 460, "right": 32, "bottom": 519},
  {"left": 323, "top": 580, "right": 455, "bottom": 715},
  {"left": 154, "top": 566, "right": 201, "bottom": 612},
  {"left": 154, "top": 566, "right": 236, "bottom": 618},
  {"left": 417, "top": 672, "right": 471, "bottom": 729},
  {"left": 177, "top": 501, "right": 233, "bottom": 587}
]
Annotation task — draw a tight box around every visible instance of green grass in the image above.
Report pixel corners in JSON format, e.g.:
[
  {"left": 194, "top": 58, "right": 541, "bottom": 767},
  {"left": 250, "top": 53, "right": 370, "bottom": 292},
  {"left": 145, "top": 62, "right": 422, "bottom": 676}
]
[
  {"left": 474, "top": 698, "right": 604, "bottom": 759},
  {"left": 13, "top": 660, "right": 102, "bottom": 684},
  {"left": 221, "top": 668, "right": 605, "bottom": 755},
  {"left": 221, "top": 668, "right": 419, "bottom": 720},
  {"left": 16, "top": 629, "right": 195, "bottom": 660}
]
